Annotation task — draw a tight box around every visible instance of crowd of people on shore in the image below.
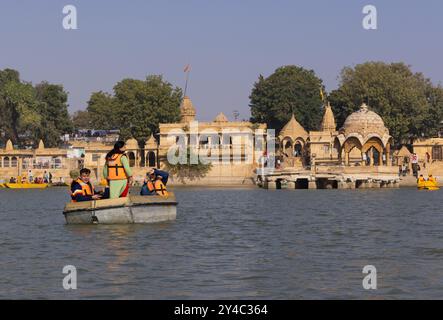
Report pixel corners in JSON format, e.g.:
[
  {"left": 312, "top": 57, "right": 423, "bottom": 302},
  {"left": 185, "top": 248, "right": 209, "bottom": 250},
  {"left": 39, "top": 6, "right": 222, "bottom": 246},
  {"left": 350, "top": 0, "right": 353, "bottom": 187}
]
[
  {"left": 70, "top": 141, "right": 169, "bottom": 202},
  {"left": 8, "top": 170, "right": 53, "bottom": 184}
]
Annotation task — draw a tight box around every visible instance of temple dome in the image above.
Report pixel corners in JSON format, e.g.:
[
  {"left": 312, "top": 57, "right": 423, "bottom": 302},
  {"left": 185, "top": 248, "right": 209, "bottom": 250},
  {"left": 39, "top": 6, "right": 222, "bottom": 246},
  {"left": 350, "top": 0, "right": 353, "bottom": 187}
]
[
  {"left": 144, "top": 134, "right": 158, "bottom": 149},
  {"left": 279, "top": 114, "right": 308, "bottom": 141},
  {"left": 213, "top": 112, "right": 228, "bottom": 123},
  {"left": 5, "top": 139, "right": 13, "bottom": 151},
  {"left": 125, "top": 138, "right": 139, "bottom": 149},
  {"left": 180, "top": 96, "right": 196, "bottom": 123},
  {"left": 37, "top": 139, "right": 45, "bottom": 149},
  {"left": 342, "top": 103, "right": 389, "bottom": 138}
]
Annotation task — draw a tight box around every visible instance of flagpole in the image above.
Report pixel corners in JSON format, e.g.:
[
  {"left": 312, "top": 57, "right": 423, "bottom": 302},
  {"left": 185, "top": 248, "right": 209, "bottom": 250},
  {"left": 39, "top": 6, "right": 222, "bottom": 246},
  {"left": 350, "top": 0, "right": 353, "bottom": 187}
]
[{"left": 184, "top": 69, "right": 190, "bottom": 97}]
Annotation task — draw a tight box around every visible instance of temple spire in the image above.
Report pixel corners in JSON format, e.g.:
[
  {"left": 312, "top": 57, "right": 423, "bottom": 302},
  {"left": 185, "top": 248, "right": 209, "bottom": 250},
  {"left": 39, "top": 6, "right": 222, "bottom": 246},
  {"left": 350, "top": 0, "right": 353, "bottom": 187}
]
[
  {"left": 320, "top": 102, "right": 336, "bottom": 132},
  {"left": 180, "top": 96, "right": 196, "bottom": 123}
]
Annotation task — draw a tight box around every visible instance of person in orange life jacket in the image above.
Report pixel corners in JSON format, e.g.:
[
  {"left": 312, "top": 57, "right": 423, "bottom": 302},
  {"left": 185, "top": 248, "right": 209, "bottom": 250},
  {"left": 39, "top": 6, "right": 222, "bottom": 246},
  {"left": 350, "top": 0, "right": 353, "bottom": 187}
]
[
  {"left": 103, "top": 141, "right": 133, "bottom": 199},
  {"left": 140, "top": 172, "right": 157, "bottom": 196},
  {"left": 147, "top": 167, "right": 169, "bottom": 185},
  {"left": 71, "top": 168, "right": 102, "bottom": 202},
  {"left": 140, "top": 170, "right": 168, "bottom": 197},
  {"left": 154, "top": 175, "right": 168, "bottom": 197}
]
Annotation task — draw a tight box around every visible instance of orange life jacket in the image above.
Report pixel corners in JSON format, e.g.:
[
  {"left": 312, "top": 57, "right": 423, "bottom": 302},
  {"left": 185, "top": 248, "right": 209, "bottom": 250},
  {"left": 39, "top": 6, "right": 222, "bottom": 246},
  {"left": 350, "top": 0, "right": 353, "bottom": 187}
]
[
  {"left": 154, "top": 179, "right": 168, "bottom": 197},
  {"left": 71, "top": 178, "right": 94, "bottom": 202},
  {"left": 146, "top": 180, "right": 155, "bottom": 192},
  {"left": 106, "top": 153, "right": 128, "bottom": 180}
]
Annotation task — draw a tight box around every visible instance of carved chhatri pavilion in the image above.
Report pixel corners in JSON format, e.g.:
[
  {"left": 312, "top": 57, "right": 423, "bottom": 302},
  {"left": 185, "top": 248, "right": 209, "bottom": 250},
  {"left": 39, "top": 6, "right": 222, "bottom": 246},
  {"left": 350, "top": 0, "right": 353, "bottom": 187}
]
[{"left": 260, "top": 102, "right": 400, "bottom": 189}]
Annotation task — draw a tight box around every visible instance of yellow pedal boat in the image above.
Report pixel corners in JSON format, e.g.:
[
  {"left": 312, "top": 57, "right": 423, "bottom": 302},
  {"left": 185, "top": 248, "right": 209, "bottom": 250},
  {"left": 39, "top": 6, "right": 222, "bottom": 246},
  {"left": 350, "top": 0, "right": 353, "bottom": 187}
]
[
  {"left": 417, "top": 180, "right": 440, "bottom": 191},
  {"left": 4, "top": 183, "right": 49, "bottom": 189}
]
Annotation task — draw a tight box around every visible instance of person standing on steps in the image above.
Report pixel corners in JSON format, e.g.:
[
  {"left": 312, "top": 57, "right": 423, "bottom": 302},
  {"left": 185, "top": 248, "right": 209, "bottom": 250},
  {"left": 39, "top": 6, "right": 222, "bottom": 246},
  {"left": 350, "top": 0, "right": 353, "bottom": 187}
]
[{"left": 103, "top": 141, "right": 133, "bottom": 199}]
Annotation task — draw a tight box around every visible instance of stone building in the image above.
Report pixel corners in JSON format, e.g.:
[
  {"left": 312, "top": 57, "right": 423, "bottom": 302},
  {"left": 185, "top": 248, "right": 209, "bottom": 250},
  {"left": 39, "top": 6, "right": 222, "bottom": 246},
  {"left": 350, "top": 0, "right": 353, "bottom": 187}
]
[
  {"left": 1, "top": 97, "right": 404, "bottom": 188},
  {"left": 1, "top": 96, "right": 268, "bottom": 185},
  {"left": 411, "top": 137, "right": 443, "bottom": 177},
  {"left": 0, "top": 139, "right": 74, "bottom": 182},
  {"left": 277, "top": 102, "right": 394, "bottom": 169},
  {"left": 157, "top": 96, "right": 268, "bottom": 184},
  {"left": 261, "top": 102, "right": 400, "bottom": 189}
]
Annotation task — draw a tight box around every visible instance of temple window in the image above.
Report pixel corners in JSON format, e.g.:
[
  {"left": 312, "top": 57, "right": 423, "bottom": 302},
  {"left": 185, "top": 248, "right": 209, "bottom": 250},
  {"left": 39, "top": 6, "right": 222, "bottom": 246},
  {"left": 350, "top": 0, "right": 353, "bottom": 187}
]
[
  {"left": 323, "top": 145, "right": 329, "bottom": 153},
  {"left": 147, "top": 151, "right": 156, "bottom": 167},
  {"left": 127, "top": 152, "right": 136, "bottom": 167},
  {"left": 53, "top": 157, "right": 62, "bottom": 169},
  {"left": 199, "top": 136, "right": 209, "bottom": 147},
  {"left": 22, "top": 158, "right": 31, "bottom": 169},
  {"left": 432, "top": 146, "right": 442, "bottom": 161},
  {"left": 11, "top": 157, "right": 18, "bottom": 167}
]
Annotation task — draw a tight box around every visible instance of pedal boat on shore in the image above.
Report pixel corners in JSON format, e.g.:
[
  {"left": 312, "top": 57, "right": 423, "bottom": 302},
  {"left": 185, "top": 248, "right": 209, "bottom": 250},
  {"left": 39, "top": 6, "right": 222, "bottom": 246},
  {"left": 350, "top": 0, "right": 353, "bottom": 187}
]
[
  {"left": 63, "top": 193, "right": 178, "bottom": 224},
  {"left": 5, "top": 183, "right": 49, "bottom": 189}
]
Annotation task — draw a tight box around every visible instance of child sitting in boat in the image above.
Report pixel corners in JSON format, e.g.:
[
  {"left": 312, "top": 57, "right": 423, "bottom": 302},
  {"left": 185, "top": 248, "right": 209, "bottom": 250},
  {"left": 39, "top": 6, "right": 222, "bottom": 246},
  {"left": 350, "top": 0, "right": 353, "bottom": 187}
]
[
  {"left": 71, "top": 168, "right": 102, "bottom": 202},
  {"left": 140, "top": 169, "right": 169, "bottom": 197}
]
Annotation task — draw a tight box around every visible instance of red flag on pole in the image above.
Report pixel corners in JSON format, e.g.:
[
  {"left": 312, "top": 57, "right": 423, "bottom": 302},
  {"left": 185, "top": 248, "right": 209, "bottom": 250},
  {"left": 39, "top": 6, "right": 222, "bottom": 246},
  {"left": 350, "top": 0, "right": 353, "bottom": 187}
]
[{"left": 183, "top": 64, "right": 191, "bottom": 73}]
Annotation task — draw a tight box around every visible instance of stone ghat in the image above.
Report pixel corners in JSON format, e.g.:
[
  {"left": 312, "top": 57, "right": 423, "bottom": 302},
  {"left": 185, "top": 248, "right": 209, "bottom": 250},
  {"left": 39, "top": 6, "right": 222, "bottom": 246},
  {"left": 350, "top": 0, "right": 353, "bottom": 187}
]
[{"left": 256, "top": 166, "right": 401, "bottom": 190}]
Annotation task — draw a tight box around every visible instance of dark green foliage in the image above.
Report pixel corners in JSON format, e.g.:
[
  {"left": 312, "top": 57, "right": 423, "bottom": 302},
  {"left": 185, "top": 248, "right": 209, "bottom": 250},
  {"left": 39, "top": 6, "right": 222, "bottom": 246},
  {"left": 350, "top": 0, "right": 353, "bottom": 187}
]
[
  {"left": 329, "top": 62, "right": 443, "bottom": 146},
  {"left": 249, "top": 65, "right": 324, "bottom": 133}
]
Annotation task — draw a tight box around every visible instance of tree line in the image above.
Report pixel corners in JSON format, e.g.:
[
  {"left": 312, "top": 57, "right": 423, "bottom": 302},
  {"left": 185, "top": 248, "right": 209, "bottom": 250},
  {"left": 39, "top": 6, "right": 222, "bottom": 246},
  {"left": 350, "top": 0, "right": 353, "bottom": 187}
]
[
  {"left": 250, "top": 62, "right": 443, "bottom": 146},
  {"left": 0, "top": 69, "right": 72, "bottom": 148},
  {"left": 2, "top": 61, "right": 443, "bottom": 149}
]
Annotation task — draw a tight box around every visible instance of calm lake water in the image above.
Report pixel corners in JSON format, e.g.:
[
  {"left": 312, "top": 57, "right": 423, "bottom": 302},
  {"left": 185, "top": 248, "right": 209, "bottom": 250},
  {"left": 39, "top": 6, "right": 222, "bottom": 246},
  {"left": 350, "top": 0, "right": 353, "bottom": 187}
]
[{"left": 0, "top": 186, "right": 442, "bottom": 299}]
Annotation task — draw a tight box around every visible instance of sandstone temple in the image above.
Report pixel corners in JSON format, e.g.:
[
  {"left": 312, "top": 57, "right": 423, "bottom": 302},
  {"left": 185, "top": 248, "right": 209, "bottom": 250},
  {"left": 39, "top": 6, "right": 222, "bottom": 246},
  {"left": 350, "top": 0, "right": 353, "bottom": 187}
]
[
  {"left": 2, "top": 96, "right": 443, "bottom": 188},
  {"left": 259, "top": 102, "right": 399, "bottom": 189}
]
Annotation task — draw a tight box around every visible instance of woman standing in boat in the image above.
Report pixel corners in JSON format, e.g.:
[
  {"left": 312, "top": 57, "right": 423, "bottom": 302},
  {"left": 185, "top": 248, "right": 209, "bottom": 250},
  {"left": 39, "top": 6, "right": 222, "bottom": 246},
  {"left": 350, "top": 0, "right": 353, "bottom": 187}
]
[{"left": 103, "top": 141, "right": 133, "bottom": 198}]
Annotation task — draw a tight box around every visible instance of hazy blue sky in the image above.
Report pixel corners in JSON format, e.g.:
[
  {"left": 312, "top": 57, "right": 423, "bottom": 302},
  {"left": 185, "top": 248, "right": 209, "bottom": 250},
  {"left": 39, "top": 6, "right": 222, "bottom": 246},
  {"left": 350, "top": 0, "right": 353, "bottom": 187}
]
[{"left": 1, "top": 0, "right": 442, "bottom": 121}]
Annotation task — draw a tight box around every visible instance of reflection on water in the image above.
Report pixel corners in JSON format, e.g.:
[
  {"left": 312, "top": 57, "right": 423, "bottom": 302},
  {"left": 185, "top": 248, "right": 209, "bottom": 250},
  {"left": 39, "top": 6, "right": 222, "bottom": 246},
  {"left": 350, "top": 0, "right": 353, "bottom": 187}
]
[{"left": 0, "top": 187, "right": 443, "bottom": 299}]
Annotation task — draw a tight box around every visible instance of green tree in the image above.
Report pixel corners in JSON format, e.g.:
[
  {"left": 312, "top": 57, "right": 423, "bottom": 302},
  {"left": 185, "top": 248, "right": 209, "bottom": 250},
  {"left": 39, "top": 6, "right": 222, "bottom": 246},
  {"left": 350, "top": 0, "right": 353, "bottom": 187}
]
[
  {"left": 329, "top": 62, "right": 443, "bottom": 145},
  {"left": 86, "top": 91, "right": 118, "bottom": 130},
  {"left": 113, "top": 75, "right": 182, "bottom": 144},
  {"left": 249, "top": 65, "right": 324, "bottom": 132},
  {"left": 35, "top": 82, "right": 73, "bottom": 147},
  {"left": 164, "top": 146, "right": 212, "bottom": 183},
  {"left": 0, "top": 69, "right": 23, "bottom": 144},
  {"left": 85, "top": 75, "right": 182, "bottom": 145},
  {"left": 0, "top": 79, "right": 42, "bottom": 146},
  {"left": 0, "top": 69, "right": 74, "bottom": 147},
  {"left": 0, "top": 68, "right": 20, "bottom": 87},
  {"left": 72, "top": 110, "right": 92, "bottom": 130}
]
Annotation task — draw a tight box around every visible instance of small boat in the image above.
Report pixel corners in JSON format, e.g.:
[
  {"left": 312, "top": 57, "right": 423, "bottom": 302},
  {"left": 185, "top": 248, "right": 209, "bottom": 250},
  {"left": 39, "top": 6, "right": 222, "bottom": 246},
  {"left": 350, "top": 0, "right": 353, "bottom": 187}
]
[
  {"left": 5, "top": 183, "right": 49, "bottom": 189},
  {"left": 417, "top": 180, "right": 440, "bottom": 191},
  {"left": 0, "top": 183, "right": 5, "bottom": 188},
  {"left": 63, "top": 193, "right": 178, "bottom": 224}
]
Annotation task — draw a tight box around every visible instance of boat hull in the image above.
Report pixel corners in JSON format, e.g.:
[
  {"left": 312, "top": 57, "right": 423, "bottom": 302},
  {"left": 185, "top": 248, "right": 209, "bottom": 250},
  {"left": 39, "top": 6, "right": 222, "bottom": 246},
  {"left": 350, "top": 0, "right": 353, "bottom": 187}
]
[
  {"left": 417, "top": 180, "right": 440, "bottom": 191},
  {"left": 5, "top": 183, "right": 48, "bottom": 189},
  {"left": 63, "top": 194, "right": 177, "bottom": 224}
]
